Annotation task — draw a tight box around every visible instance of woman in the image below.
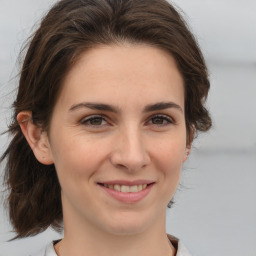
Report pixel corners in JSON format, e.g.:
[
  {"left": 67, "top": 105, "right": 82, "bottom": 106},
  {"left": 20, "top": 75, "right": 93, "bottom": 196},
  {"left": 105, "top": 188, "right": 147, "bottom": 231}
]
[{"left": 1, "top": 0, "right": 211, "bottom": 255}]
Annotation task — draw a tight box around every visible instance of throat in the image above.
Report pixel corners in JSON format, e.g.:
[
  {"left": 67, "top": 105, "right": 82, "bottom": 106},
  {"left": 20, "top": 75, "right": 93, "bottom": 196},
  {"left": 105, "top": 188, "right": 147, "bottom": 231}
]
[{"left": 53, "top": 234, "right": 176, "bottom": 256}]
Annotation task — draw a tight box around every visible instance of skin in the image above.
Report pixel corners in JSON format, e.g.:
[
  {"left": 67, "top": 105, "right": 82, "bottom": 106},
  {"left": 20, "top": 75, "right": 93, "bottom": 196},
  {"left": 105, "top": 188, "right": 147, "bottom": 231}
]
[{"left": 18, "top": 44, "right": 190, "bottom": 256}]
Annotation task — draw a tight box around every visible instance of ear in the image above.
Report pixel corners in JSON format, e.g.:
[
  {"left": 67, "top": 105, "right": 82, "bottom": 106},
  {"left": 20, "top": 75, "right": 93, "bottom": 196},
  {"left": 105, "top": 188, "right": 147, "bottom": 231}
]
[
  {"left": 183, "top": 127, "right": 194, "bottom": 162},
  {"left": 183, "top": 145, "right": 191, "bottom": 162},
  {"left": 17, "top": 111, "right": 53, "bottom": 165}
]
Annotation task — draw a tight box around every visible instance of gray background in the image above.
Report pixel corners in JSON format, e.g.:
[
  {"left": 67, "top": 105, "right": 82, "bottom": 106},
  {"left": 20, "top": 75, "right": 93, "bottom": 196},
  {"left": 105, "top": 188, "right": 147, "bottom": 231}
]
[{"left": 0, "top": 0, "right": 256, "bottom": 255}]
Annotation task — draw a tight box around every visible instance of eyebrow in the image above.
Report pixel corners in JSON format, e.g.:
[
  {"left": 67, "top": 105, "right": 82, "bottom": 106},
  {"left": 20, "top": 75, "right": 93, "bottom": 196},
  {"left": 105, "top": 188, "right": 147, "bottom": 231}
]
[
  {"left": 69, "top": 101, "right": 183, "bottom": 113},
  {"left": 69, "top": 103, "right": 120, "bottom": 113},
  {"left": 143, "top": 102, "right": 183, "bottom": 113}
]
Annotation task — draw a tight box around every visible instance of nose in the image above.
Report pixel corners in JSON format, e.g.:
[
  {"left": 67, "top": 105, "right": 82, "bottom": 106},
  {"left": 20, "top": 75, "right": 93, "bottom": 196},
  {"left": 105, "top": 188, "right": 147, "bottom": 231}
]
[{"left": 110, "top": 126, "right": 151, "bottom": 172}]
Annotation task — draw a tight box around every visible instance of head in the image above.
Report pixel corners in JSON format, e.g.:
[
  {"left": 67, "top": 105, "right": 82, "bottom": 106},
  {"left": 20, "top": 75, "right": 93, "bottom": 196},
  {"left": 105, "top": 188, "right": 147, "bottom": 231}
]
[{"left": 1, "top": 0, "right": 211, "bottom": 238}]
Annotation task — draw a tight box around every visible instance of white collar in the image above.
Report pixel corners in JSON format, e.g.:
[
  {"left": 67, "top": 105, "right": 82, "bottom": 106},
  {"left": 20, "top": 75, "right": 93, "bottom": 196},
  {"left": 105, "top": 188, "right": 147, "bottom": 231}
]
[{"left": 32, "top": 236, "right": 192, "bottom": 256}]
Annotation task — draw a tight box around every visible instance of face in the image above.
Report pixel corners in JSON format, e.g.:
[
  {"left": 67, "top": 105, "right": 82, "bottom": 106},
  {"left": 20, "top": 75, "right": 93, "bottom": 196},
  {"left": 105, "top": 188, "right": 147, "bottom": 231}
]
[{"left": 45, "top": 44, "right": 188, "bottom": 236}]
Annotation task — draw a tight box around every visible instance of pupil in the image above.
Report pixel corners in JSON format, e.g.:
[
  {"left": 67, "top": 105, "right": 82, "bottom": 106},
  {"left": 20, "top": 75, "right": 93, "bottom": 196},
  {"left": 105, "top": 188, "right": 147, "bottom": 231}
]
[
  {"left": 152, "top": 117, "right": 163, "bottom": 124},
  {"left": 91, "top": 118, "right": 102, "bottom": 125}
]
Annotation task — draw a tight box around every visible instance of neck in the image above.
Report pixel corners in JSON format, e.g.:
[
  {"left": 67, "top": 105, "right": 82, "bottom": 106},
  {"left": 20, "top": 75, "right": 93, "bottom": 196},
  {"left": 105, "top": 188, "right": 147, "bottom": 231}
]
[
  {"left": 56, "top": 232, "right": 176, "bottom": 256},
  {"left": 56, "top": 212, "right": 176, "bottom": 256}
]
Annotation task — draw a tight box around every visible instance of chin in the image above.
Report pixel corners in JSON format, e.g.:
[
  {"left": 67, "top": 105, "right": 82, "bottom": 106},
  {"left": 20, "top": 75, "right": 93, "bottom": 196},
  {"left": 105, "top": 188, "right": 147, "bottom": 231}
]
[{"left": 101, "top": 211, "right": 157, "bottom": 236}]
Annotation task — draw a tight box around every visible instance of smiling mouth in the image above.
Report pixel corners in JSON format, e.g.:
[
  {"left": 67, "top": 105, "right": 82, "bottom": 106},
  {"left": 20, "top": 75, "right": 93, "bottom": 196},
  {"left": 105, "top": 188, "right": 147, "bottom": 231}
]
[{"left": 98, "top": 183, "right": 153, "bottom": 193}]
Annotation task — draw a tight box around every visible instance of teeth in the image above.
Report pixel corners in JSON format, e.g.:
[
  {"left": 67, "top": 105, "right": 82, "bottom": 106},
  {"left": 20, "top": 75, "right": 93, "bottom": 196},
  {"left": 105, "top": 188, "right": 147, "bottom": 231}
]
[
  {"left": 114, "top": 184, "right": 121, "bottom": 191},
  {"left": 121, "top": 185, "right": 130, "bottom": 193},
  {"left": 104, "top": 184, "right": 148, "bottom": 192},
  {"left": 130, "top": 185, "right": 139, "bottom": 192}
]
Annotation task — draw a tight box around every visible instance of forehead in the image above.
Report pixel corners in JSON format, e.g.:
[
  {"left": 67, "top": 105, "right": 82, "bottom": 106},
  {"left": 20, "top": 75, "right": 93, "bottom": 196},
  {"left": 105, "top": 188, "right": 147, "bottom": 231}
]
[{"left": 56, "top": 44, "right": 185, "bottom": 111}]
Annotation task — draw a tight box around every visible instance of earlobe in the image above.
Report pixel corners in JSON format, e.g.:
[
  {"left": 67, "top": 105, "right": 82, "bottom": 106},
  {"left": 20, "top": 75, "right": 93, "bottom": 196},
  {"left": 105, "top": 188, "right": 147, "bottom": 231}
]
[
  {"left": 17, "top": 111, "right": 53, "bottom": 165},
  {"left": 183, "top": 145, "right": 191, "bottom": 162},
  {"left": 183, "top": 127, "right": 194, "bottom": 162}
]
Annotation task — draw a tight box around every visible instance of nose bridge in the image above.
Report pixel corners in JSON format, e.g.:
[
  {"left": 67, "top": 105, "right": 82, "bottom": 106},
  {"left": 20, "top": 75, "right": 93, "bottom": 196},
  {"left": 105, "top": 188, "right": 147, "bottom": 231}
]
[{"left": 111, "top": 123, "right": 150, "bottom": 171}]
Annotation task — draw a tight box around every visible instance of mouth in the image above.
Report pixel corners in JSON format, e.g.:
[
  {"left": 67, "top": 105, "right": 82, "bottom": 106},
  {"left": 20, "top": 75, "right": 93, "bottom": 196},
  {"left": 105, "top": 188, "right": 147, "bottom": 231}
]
[
  {"left": 98, "top": 183, "right": 152, "bottom": 193},
  {"left": 97, "top": 181, "right": 155, "bottom": 203}
]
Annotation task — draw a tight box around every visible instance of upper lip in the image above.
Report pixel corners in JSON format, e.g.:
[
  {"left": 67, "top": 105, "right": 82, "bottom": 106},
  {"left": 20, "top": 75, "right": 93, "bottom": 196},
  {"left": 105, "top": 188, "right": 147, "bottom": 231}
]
[{"left": 97, "top": 180, "right": 155, "bottom": 186}]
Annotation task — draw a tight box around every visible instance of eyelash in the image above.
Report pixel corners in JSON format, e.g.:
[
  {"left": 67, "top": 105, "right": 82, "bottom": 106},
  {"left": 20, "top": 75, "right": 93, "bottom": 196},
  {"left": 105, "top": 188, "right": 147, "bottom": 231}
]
[
  {"left": 80, "top": 114, "right": 174, "bottom": 128},
  {"left": 80, "top": 115, "right": 108, "bottom": 128},
  {"left": 147, "top": 114, "right": 174, "bottom": 126}
]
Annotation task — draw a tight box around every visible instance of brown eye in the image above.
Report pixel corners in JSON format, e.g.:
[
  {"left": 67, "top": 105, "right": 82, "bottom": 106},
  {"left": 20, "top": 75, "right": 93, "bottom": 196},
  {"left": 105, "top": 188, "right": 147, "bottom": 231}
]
[
  {"left": 89, "top": 117, "right": 104, "bottom": 125},
  {"left": 80, "top": 115, "right": 107, "bottom": 127},
  {"left": 148, "top": 115, "right": 173, "bottom": 126},
  {"left": 152, "top": 116, "right": 165, "bottom": 124}
]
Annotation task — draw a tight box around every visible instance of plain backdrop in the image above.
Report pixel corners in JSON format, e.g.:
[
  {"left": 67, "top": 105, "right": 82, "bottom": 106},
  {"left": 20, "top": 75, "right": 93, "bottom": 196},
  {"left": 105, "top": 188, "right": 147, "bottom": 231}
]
[{"left": 0, "top": 0, "right": 256, "bottom": 255}]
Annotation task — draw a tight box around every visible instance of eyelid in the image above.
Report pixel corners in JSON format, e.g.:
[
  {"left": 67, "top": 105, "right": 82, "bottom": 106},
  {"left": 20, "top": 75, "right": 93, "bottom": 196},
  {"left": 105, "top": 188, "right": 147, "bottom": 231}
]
[
  {"left": 146, "top": 114, "right": 175, "bottom": 125},
  {"left": 80, "top": 114, "right": 109, "bottom": 127},
  {"left": 79, "top": 113, "right": 175, "bottom": 128}
]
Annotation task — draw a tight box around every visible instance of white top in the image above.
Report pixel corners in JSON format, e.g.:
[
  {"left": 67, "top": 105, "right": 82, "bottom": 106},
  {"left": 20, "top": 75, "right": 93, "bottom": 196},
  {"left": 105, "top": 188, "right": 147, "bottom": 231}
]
[{"left": 30, "top": 236, "right": 192, "bottom": 256}]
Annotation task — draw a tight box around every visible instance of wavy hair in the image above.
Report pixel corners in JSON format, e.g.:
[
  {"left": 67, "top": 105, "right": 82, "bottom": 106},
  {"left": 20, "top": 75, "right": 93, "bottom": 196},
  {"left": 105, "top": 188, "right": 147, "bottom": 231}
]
[{"left": 1, "top": 0, "right": 211, "bottom": 238}]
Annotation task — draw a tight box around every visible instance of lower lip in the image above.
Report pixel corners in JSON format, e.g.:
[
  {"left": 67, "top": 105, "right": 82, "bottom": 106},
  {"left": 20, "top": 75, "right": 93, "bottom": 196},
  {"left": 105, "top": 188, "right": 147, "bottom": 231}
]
[{"left": 99, "top": 184, "right": 154, "bottom": 203}]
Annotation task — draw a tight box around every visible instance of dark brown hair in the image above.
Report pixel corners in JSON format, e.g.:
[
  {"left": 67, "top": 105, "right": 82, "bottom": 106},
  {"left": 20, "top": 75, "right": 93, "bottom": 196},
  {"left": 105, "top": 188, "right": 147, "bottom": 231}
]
[{"left": 1, "top": 0, "right": 211, "bottom": 238}]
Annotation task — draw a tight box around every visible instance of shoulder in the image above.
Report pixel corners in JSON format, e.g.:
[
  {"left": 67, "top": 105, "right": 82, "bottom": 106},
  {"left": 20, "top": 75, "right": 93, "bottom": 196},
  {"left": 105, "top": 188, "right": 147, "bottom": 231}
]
[
  {"left": 167, "top": 234, "right": 192, "bottom": 256},
  {"left": 176, "top": 241, "right": 192, "bottom": 256},
  {"left": 29, "top": 241, "right": 58, "bottom": 256}
]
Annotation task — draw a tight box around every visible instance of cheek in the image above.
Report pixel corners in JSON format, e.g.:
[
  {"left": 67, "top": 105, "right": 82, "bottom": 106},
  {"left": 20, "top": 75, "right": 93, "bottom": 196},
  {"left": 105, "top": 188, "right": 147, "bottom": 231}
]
[
  {"left": 154, "top": 135, "right": 186, "bottom": 165},
  {"left": 51, "top": 134, "right": 114, "bottom": 191},
  {"left": 50, "top": 136, "right": 100, "bottom": 181},
  {"left": 153, "top": 136, "right": 186, "bottom": 185}
]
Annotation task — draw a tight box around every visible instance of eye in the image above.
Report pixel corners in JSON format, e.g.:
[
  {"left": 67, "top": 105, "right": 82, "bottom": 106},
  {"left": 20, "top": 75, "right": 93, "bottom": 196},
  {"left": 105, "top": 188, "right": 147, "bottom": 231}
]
[
  {"left": 80, "top": 115, "right": 108, "bottom": 127},
  {"left": 147, "top": 114, "right": 174, "bottom": 126}
]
